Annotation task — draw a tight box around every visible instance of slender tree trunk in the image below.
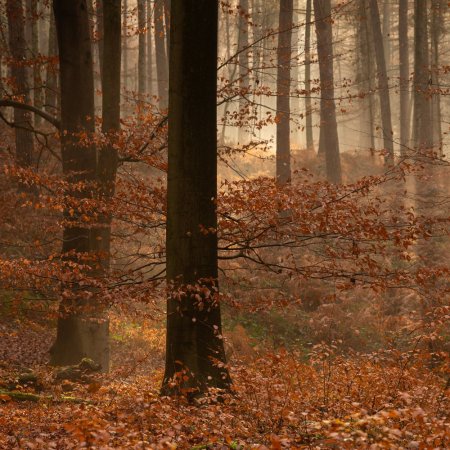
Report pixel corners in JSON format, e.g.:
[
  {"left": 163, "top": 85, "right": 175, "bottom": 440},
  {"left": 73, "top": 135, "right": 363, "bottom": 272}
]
[
  {"left": 382, "top": 0, "right": 390, "bottom": 70},
  {"left": 50, "top": 0, "right": 109, "bottom": 371},
  {"left": 6, "top": 0, "right": 34, "bottom": 173},
  {"left": 237, "top": 0, "right": 249, "bottom": 144},
  {"left": 97, "top": 0, "right": 104, "bottom": 81},
  {"left": 368, "top": 0, "right": 394, "bottom": 164},
  {"left": 30, "top": 0, "right": 43, "bottom": 126},
  {"left": 122, "top": 0, "right": 128, "bottom": 92},
  {"left": 147, "top": 0, "right": 153, "bottom": 95},
  {"left": 276, "top": 0, "right": 293, "bottom": 185},
  {"left": 163, "top": 0, "right": 170, "bottom": 61},
  {"left": 313, "top": 0, "right": 341, "bottom": 184},
  {"left": 45, "top": 10, "right": 58, "bottom": 117},
  {"left": 162, "top": 0, "right": 230, "bottom": 396},
  {"left": 413, "top": 0, "right": 431, "bottom": 151},
  {"left": 154, "top": 0, "right": 168, "bottom": 109},
  {"left": 304, "top": 0, "right": 314, "bottom": 152},
  {"left": 399, "top": 0, "right": 410, "bottom": 157},
  {"left": 137, "top": 0, "right": 146, "bottom": 98},
  {"left": 430, "top": 0, "right": 442, "bottom": 154}
]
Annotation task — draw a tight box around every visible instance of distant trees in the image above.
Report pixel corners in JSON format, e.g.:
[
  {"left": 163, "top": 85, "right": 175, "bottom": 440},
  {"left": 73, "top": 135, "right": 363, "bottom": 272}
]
[
  {"left": 313, "top": 0, "right": 341, "bottom": 184},
  {"left": 162, "top": 0, "right": 230, "bottom": 395}
]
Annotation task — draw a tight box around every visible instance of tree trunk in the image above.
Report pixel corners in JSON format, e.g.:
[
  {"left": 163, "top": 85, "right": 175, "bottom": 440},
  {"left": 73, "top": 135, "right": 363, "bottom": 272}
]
[
  {"left": 122, "top": 0, "right": 128, "bottom": 92},
  {"left": 162, "top": 0, "right": 230, "bottom": 396},
  {"left": 313, "top": 0, "right": 341, "bottom": 184},
  {"left": 237, "top": 0, "right": 249, "bottom": 144},
  {"left": 147, "top": 0, "right": 153, "bottom": 95},
  {"left": 154, "top": 0, "right": 168, "bottom": 109},
  {"left": 399, "top": 0, "right": 410, "bottom": 157},
  {"left": 97, "top": 0, "right": 104, "bottom": 82},
  {"left": 30, "top": 0, "right": 43, "bottom": 126},
  {"left": 45, "top": 9, "right": 58, "bottom": 117},
  {"left": 276, "top": 0, "right": 293, "bottom": 185},
  {"left": 413, "top": 0, "right": 431, "bottom": 151},
  {"left": 96, "top": 0, "right": 121, "bottom": 270},
  {"left": 137, "top": 0, "right": 146, "bottom": 98},
  {"left": 163, "top": 0, "right": 170, "bottom": 61},
  {"left": 382, "top": 0, "right": 390, "bottom": 70},
  {"left": 368, "top": 0, "right": 394, "bottom": 164},
  {"left": 6, "top": 0, "right": 34, "bottom": 171},
  {"left": 304, "top": 0, "right": 314, "bottom": 152},
  {"left": 50, "top": 0, "right": 109, "bottom": 371},
  {"left": 430, "top": 0, "right": 443, "bottom": 154}
]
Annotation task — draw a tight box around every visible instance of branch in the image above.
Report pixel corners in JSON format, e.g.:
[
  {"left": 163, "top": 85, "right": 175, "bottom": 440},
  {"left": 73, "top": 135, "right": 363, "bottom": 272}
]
[{"left": 0, "top": 99, "right": 61, "bottom": 129}]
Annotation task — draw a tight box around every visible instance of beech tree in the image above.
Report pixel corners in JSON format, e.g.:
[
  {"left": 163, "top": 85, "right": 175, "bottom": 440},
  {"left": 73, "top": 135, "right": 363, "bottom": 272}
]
[
  {"left": 275, "top": 0, "right": 293, "bottom": 186},
  {"left": 154, "top": 0, "right": 168, "bottom": 109},
  {"left": 162, "top": 0, "right": 230, "bottom": 396},
  {"left": 313, "top": 0, "right": 341, "bottom": 184}
]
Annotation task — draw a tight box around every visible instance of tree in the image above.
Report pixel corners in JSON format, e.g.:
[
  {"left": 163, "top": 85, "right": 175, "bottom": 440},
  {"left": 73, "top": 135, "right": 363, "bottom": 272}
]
[
  {"left": 137, "top": 0, "right": 146, "bottom": 98},
  {"left": 276, "top": 0, "right": 293, "bottom": 185},
  {"left": 313, "top": 0, "right": 341, "bottom": 184},
  {"left": 154, "top": 0, "right": 168, "bottom": 109},
  {"left": 238, "top": 0, "right": 249, "bottom": 144},
  {"left": 45, "top": 10, "right": 58, "bottom": 117},
  {"left": 162, "top": 0, "right": 231, "bottom": 396},
  {"left": 50, "top": 0, "right": 109, "bottom": 370},
  {"left": 6, "top": 0, "right": 34, "bottom": 172},
  {"left": 304, "top": 0, "right": 314, "bottom": 152},
  {"left": 367, "top": 0, "right": 394, "bottom": 163},
  {"left": 399, "top": 0, "right": 410, "bottom": 156}
]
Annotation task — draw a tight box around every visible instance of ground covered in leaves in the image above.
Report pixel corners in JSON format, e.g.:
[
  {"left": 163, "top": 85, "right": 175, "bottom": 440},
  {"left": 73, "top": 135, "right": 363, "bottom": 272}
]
[{"left": 0, "top": 318, "right": 449, "bottom": 449}]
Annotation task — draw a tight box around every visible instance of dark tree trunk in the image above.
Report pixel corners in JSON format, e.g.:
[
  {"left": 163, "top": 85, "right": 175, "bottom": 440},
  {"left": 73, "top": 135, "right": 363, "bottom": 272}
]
[
  {"left": 6, "top": 0, "right": 34, "bottom": 170},
  {"left": 313, "top": 0, "right": 341, "bottom": 184},
  {"left": 137, "top": 0, "right": 146, "bottom": 97},
  {"left": 276, "top": 0, "right": 293, "bottom": 185},
  {"left": 45, "top": 10, "right": 58, "bottom": 117},
  {"left": 97, "top": 0, "right": 104, "bottom": 82},
  {"left": 122, "top": 0, "right": 128, "bottom": 92},
  {"left": 368, "top": 0, "right": 394, "bottom": 164},
  {"left": 382, "top": 0, "right": 390, "bottom": 70},
  {"left": 30, "top": 0, "right": 43, "bottom": 127},
  {"left": 154, "top": 0, "right": 168, "bottom": 109},
  {"left": 399, "top": 0, "right": 410, "bottom": 156},
  {"left": 304, "top": 0, "right": 314, "bottom": 152},
  {"left": 50, "top": 0, "right": 109, "bottom": 371},
  {"left": 96, "top": 0, "right": 121, "bottom": 269},
  {"left": 162, "top": 0, "right": 230, "bottom": 396}
]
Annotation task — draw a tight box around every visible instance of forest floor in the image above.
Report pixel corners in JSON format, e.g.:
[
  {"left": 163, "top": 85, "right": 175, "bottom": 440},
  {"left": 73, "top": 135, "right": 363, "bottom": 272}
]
[{"left": 0, "top": 315, "right": 449, "bottom": 449}]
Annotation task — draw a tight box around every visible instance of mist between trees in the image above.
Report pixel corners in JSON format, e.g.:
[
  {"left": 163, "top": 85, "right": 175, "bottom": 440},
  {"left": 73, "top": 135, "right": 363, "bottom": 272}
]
[{"left": 0, "top": 0, "right": 449, "bottom": 448}]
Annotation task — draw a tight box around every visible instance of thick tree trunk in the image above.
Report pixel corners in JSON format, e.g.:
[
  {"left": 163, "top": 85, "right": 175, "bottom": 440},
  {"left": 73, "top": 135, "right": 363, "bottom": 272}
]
[
  {"left": 162, "top": 0, "right": 230, "bottom": 396},
  {"left": 6, "top": 0, "right": 34, "bottom": 170},
  {"left": 50, "top": 0, "right": 109, "bottom": 371},
  {"left": 399, "top": 0, "right": 410, "bottom": 157},
  {"left": 368, "top": 0, "right": 394, "bottom": 164},
  {"left": 137, "top": 0, "right": 146, "bottom": 98},
  {"left": 276, "top": 0, "right": 293, "bottom": 185},
  {"left": 96, "top": 0, "right": 121, "bottom": 270},
  {"left": 154, "top": 0, "right": 168, "bottom": 109},
  {"left": 313, "top": 0, "right": 341, "bottom": 184},
  {"left": 304, "top": 0, "right": 314, "bottom": 152}
]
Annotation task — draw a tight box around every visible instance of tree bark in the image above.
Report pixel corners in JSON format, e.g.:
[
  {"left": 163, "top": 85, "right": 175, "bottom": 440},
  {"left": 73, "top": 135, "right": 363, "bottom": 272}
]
[
  {"left": 45, "top": 10, "right": 58, "bottom": 117},
  {"left": 304, "top": 0, "right": 314, "bottom": 152},
  {"left": 6, "top": 0, "right": 34, "bottom": 170},
  {"left": 30, "top": 0, "right": 43, "bottom": 126},
  {"left": 137, "top": 0, "right": 146, "bottom": 98},
  {"left": 399, "top": 0, "right": 410, "bottom": 157},
  {"left": 162, "top": 0, "right": 230, "bottom": 396},
  {"left": 368, "top": 0, "right": 394, "bottom": 164},
  {"left": 313, "top": 0, "right": 341, "bottom": 184},
  {"left": 154, "top": 0, "right": 168, "bottom": 109},
  {"left": 276, "top": 0, "right": 293, "bottom": 185},
  {"left": 147, "top": 0, "right": 153, "bottom": 95},
  {"left": 237, "top": 0, "right": 249, "bottom": 144},
  {"left": 50, "top": 0, "right": 109, "bottom": 371}
]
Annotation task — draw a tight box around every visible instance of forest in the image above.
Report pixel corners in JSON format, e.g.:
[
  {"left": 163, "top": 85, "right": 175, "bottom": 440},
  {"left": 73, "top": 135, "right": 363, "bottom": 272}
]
[{"left": 0, "top": 0, "right": 449, "bottom": 448}]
